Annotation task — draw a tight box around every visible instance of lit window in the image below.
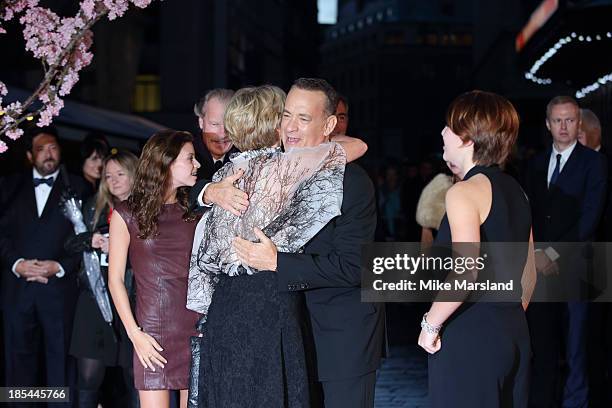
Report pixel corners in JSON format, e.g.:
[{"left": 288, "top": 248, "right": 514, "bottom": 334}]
[{"left": 133, "top": 75, "right": 160, "bottom": 113}]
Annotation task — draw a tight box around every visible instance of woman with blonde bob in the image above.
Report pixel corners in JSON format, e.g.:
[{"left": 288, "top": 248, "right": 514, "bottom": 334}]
[
  {"left": 187, "top": 85, "right": 367, "bottom": 407},
  {"left": 65, "top": 151, "right": 139, "bottom": 407},
  {"left": 417, "top": 90, "right": 536, "bottom": 407}
]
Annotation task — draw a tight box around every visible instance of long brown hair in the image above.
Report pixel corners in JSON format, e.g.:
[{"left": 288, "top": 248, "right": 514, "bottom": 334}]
[
  {"left": 128, "top": 130, "right": 196, "bottom": 239},
  {"left": 93, "top": 150, "right": 139, "bottom": 227}
]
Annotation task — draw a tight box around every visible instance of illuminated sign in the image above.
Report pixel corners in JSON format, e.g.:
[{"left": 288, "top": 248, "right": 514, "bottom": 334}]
[{"left": 516, "top": 0, "right": 559, "bottom": 52}]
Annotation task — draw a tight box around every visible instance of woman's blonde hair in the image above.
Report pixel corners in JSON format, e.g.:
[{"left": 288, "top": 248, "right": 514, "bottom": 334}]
[
  {"left": 93, "top": 150, "right": 138, "bottom": 227},
  {"left": 224, "top": 85, "right": 286, "bottom": 151}
]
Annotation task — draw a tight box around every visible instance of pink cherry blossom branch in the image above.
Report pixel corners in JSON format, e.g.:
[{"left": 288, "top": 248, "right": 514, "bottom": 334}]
[{"left": 0, "top": 0, "right": 153, "bottom": 153}]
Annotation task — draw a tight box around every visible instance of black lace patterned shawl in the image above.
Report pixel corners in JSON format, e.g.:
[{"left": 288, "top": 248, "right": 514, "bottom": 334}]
[{"left": 186, "top": 142, "right": 346, "bottom": 318}]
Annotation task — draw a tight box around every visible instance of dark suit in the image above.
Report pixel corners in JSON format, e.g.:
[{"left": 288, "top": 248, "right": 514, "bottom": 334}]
[
  {"left": 523, "top": 142, "right": 607, "bottom": 408},
  {"left": 594, "top": 145, "right": 612, "bottom": 242},
  {"left": 0, "top": 170, "right": 84, "bottom": 390},
  {"left": 193, "top": 135, "right": 239, "bottom": 181},
  {"left": 588, "top": 145, "right": 612, "bottom": 406},
  {"left": 276, "top": 163, "right": 386, "bottom": 407}
]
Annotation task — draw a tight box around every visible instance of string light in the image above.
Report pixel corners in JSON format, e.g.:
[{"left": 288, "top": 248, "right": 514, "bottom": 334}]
[
  {"left": 576, "top": 72, "right": 612, "bottom": 99},
  {"left": 524, "top": 32, "right": 611, "bottom": 86}
]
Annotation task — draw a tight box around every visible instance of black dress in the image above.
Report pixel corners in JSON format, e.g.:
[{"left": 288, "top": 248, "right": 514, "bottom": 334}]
[
  {"left": 65, "top": 197, "right": 133, "bottom": 367},
  {"left": 187, "top": 144, "right": 348, "bottom": 408},
  {"left": 429, "top": 165, "right": 532, "bottom": 408},
  {"left": 192, "top": 272, "right": 310, "bottom": 408}
]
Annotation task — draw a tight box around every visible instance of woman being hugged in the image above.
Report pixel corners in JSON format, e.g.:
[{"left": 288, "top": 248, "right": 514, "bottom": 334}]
[
  {"left": 109, "top": 131, "right": 201, "bottom": 408},
  {"left": 418, "top": 90, "right": 536, "bottom": 408},
  {"left": 187, "top": 85, "right": 368, "bottom": 407}
]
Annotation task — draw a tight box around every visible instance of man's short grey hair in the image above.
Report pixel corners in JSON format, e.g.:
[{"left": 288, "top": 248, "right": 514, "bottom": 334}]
[
  {"left": 580, "top": 108, "right": 601, "bottom": 131},
  {"left": 193, "top": 88, "right": 235, "bottom": 118}
]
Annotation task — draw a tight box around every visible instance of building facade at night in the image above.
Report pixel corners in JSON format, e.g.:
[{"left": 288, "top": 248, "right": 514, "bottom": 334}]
[
  {"left": 320, "top": 0, "right": 474, "bottom": 163},
  {"left": 152, "top": 0, "right": 319, "bottom": 131}
]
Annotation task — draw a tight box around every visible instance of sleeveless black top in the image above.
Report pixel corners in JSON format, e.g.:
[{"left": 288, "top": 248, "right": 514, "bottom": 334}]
[{"left": 436, "top": 165, "right": 532, "bottom": 303}]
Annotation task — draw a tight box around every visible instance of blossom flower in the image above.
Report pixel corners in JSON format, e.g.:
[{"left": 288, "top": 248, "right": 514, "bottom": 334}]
[
  {"left": 0, "top": 0, "right": 156, "bottom": 152},
  {"left": 6, "top": 128, "right": 24, "bottom": 140},
  {"left": 0, "top": 81, "right": 7, "bottom": 105}
]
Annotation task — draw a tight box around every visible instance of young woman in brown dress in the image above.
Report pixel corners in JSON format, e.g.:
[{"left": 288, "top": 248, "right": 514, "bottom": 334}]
[{"left": 108, "top": 130, "right": 201, "bottom": 408}]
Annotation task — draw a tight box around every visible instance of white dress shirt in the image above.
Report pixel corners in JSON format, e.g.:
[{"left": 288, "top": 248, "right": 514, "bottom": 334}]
[
  {"left": 12, "top": 168, "right": 65, "bottom": 279},
  {"left": 196, "top": 156, "right": 226, "bottom": 207},
  {"left": 547, "top": 141, "right": 577, "bottom": 187},
  {"left": 33, "top": 168, "right": 59, "bottom": 216}
]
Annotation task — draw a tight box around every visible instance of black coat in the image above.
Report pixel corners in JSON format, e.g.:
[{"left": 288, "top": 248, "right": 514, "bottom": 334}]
[
  {"left": 194, "top": 138, "right": 240, "bottom": 181},
  {"left": 0, "top": 169, "right": 86, "bottom": 386},
  {"left": 523, "top": 142, "right": 607, "bottom": 299},
  {"left": 276, "top": 163, "right": 386, "bottom": 381},
  {"left": 0, "top": 170, "right": 86, "bottom": 306},
  {"left": 523, "top": 142, "right": 607, "bottom": 244},
  {"left": 64, "top": 196, "right": 134, "bottom": 366}
]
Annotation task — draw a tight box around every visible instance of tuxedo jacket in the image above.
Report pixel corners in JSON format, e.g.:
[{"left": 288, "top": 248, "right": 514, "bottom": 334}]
[
  {"left": 194, "top": 140, "right": 240, "bottom": 181},
  {"left": 276, "top": 163, "right": 386, "bottom": 381},
  {"left": 0, "top": 170, "right": 85, "bottom": 306},
  {"left": 188, "top": 144, "right": 240, "bottom": 210}
]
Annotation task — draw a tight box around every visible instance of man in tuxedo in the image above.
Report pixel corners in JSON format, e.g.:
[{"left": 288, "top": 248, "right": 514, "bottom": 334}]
[
  {"left": 524, "top": 96, "right": 607, "bottom": 408},
  {"left": 233, "top": 78, "right": 386, "bottom": 408},
  {"left": 193, "top": 88, "right": 240, "bottom": 180},
  {"left": 0, "top": 126, "right": 84, "bottom": 394}
]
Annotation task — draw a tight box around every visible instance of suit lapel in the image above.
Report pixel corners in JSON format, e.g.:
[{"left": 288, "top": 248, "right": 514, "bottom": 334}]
[
  {"left": 555, "top": 143, "right": 581, "bottom": 188},
  {"left": 540, "top": 147, "right": 552, "bottom": 193},
  {"left": 23, "top": 175, "right": 39, "bottom": 219}
]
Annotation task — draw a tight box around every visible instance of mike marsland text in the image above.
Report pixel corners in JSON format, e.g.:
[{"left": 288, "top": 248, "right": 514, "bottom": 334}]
[{"left": 371, "top": 279, "right": 514, "bottom": 291}]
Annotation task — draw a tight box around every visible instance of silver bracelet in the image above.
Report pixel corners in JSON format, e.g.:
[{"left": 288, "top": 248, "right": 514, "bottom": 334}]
[{"left": 421, "top": 312, "right": 443, "bottom": 334}]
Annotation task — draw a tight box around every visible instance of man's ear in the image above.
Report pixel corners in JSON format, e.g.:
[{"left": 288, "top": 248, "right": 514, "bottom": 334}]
[
  {"left": 323, "top": 115, "right": 338, "bottom": 138},
  {"left": 198, "top": 117, "right": 204, "bottom": 131},
  {"left": 545, "top": 119, "right": 551, "bottom": 132},
  {"left": 26, "top": 150, "right": 33, "bottom": 164}
]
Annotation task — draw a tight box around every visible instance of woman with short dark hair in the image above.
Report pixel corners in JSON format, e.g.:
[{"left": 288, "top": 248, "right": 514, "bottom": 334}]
[
  {"left": 65, "top": 150, "right": 139, "bottom": 407},
  {"left": 418, "top": 90, "right": 536, "bottom": 407}
]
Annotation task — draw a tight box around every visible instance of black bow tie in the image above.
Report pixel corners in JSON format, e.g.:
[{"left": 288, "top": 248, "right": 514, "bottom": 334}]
[{"left": 33, "top": 177, "right": 54, "bottom": 187}]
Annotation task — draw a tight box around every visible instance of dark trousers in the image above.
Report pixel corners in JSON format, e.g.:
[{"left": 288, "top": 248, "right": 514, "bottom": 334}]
[
  {"left": 563, "top": 302, "right": 589, "bottom": 408},
  {"left": 589, "top": 302, "right": 612, "bottom": 407},
  {"left": 320, "top": 371, "right": 376, "bottom": 408},
  {"left": 527, "top": 302, "right": 589, "bottom": 408},
  {"left": 3, "top": 283, "right": 76, "bottom": 399}
]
